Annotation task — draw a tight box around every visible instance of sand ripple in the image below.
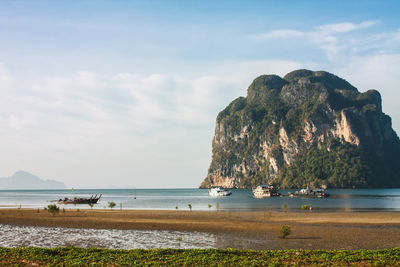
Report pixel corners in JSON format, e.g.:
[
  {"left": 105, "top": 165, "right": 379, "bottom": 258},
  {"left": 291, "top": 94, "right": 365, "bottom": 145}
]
[{"left": 0, "top": 224, "right": 215, "bottom": 249}]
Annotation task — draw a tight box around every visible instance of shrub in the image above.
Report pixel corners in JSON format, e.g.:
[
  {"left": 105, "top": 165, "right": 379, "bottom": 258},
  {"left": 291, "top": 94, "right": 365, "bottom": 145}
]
[
  {"left": 108, "top": 201, "right": 116, "bottom": 210},
  {"left": 279, "top": 225, "right": 291, "bottom": 239},
  {"left": 188, "top": 204, "right": 192, "bottom": 211},
  {"left": 301, "top": 204, "right": 310, "bottom": 210},
  {"left": 47, "top": 204, "right": 59, "bottom": 216}
]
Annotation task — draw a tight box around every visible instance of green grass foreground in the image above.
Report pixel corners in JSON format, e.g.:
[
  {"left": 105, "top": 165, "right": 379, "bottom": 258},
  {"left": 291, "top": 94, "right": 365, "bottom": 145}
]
[{"left": 1, "top": 247, "right": 400, "bottom": 266}]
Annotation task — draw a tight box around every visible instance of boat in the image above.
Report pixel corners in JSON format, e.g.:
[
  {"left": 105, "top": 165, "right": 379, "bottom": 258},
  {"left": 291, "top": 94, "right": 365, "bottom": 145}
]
[
  {"left": 208, "top": 187, "right": 232, "bottom": 197},
  {"left": 57, "top": 194, "right": 102, "bottom": 204},
  {"left": 289, "top": 187, "right": 329, "bottom": 198},
  {"left": 253, "top": 184, "right": 281, "bottom": 198}
]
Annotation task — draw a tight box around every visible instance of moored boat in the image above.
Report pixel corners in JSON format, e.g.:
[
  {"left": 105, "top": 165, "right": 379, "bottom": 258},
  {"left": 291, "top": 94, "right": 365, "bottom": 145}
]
[
  {"left": 289, "top": 187, "right": 329, "bottom": 198},
  {"left": 253, "top": 184, "right": 281, "bottom": 198},
  {"left": 208, "top": 187, "right": 232, "bottom": 197},
  {"left": 58, "top": 194, "right": 102, "bottom": 204}
]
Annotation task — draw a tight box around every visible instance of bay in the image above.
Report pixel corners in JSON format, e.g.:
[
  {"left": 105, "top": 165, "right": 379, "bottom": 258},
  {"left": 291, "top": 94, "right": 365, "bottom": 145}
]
[{"left": 1, "top": 188, "right": 400, "bottom": 211}]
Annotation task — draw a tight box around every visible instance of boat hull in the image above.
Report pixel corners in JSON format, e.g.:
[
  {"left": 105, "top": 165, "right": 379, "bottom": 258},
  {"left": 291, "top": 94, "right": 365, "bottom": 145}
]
[
  {"left": 253, "top": 185, "right": 281, "bottom": 198},
  {"left": 208, "top": 187, "right": 232, "bottom": 197},
  {"left": 253, "top": 192, "right": 281, "bottom": 198},
  {"left": 57, "top": 194, "right": 102, "bottom": 204}
]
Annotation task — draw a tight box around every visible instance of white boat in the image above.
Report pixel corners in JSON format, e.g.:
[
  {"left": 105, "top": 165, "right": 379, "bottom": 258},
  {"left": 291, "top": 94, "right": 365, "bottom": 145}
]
[
  {"left": 208, "top": 187, "right": 232, "bottom": 197},
  {"left": 289, "top": 187, "right": 329, "bottom": 198},
  {"left": 253, "top": 184, "right": 281, "bottom": 198}
]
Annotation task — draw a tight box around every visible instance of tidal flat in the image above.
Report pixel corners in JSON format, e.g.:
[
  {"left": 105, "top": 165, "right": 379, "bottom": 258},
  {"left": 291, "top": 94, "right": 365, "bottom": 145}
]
[{"left": 1, "top": 209, "right": 400, "bottom": 250}]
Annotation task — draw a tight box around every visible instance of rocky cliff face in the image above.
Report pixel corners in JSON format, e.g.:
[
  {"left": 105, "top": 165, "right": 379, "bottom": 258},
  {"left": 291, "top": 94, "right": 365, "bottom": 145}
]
[{"left": 201, "top": 70, "right": 400, "bottom": 189}]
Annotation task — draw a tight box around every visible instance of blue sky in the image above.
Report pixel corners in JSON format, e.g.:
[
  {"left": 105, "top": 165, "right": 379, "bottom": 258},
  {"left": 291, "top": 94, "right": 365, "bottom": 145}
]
[{"left": 0, "top": 1, "right": 399, "bottom": 188}]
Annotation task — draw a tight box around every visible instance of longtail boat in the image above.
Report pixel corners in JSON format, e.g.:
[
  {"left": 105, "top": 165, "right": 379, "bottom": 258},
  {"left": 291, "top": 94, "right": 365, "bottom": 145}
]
[{"left": 57, "top": 194, "right": 102, "bottom": 204}]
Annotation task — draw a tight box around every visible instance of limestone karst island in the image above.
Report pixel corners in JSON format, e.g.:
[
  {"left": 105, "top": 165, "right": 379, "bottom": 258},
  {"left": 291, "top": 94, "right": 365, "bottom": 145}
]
[{"left": 201, "top": 69, "right": 400, "bottom": 189}]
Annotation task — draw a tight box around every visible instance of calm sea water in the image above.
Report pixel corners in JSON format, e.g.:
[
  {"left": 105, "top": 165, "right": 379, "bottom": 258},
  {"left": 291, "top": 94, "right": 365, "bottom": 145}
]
[{"left": 1, "top": 188, "right": 400, "bottom": 211}]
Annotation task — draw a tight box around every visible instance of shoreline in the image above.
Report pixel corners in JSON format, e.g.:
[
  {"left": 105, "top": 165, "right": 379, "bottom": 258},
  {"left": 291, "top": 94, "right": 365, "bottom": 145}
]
[{"left": 1, "top": 208, "right": 400, "bottom": 249}]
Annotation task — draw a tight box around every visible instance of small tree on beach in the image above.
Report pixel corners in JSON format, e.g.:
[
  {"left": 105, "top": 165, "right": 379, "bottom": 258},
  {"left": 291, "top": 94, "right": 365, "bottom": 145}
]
[
  {"left": 301, "top": 204, "right": 311, "bottom": 211},
  {"left": 283, "top": 204, "right": 288, "bottom": 213},
  {"left": 175, "top": 206, "right": 178, "bottom": 211},
  {"left": 188, "top": 204, "right": 192, "bottom": 211},
  {"left": 208, "top": 204, "right": 212, "bottom": 212},
  {"left": 47, "top": 204, "right": 59, "bottom": 216},
  {"left": 278, "top": 225, "right": 291, "bottom": 239},
  {"left": 88, "top": 203, "right": 94, "bottom": 210},
  {"left": 108, "top": 201, "right": 116, "bottom": 210}
]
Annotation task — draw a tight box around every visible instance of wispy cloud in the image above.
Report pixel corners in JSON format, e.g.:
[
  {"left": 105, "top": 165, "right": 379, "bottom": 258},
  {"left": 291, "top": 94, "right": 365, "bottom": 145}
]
[
  {"left": 315, "top": 21, "right": 377, "bottom": 33},
  {"left": 250, "top": 20, "right": 391, "bottom": 61},
  {"left": 252, "top": 29, "right": 305, "bottom": 40},
  {"left": 0, "top": 59, "right": 305, "bottom": 187}
]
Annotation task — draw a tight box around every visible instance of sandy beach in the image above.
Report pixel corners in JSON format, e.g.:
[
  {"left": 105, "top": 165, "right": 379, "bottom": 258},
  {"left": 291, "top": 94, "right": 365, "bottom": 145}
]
[{"left": 1, "top": 208, "right": 400, "bottom": 250}]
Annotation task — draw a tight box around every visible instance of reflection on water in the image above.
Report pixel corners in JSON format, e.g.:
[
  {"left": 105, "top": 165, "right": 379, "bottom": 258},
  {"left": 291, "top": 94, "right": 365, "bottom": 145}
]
[
  {"left": 0, "top": 224, "right": 215, "bottom": 249},
  {"left": 1, "top": 188, "right": 400, "bottom": 211}
]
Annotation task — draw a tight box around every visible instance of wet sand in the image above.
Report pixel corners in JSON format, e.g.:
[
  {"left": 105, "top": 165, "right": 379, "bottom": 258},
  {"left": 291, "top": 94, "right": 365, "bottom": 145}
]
[{"left": 1, "top": 209, "right": 400, "bottom": 250}]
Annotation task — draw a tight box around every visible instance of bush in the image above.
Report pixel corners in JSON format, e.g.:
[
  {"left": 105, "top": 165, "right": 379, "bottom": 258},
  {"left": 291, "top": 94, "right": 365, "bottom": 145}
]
[
  {"left": 47, "top": 204, "right": 59, "bottom": 216},
  {"left": 278, "top": 225, "right": 291, "bottom": 239},
  {"left": 108, "top": 201, "right": 116, "bottom": 210},
  {"left": 301, "top": 204, "right": 310, "bottom": 210}
]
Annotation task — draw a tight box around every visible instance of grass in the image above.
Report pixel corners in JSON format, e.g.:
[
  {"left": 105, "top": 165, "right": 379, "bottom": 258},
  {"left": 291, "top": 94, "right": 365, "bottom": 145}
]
[{"left": 0, "top": 247, "right": 399, "bottom": 266}]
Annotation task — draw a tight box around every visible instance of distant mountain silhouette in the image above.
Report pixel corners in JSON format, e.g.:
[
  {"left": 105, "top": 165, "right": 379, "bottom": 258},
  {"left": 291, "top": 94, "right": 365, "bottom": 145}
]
[{"left": 0, "top": 171, "right": 66, "bottom": 189}]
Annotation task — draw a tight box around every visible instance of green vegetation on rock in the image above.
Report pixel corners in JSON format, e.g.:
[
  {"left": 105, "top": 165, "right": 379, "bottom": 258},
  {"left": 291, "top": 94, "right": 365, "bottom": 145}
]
[{"left": 201, "top": 69, "right": 400, "bottom": 189}]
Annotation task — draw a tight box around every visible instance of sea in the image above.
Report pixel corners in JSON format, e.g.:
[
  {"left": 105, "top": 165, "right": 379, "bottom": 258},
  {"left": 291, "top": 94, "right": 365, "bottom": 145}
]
[
  {"left": 1, "top": 188, "right": 400, "bottom": 249},
  {"left": 1, "top": 188, "right": 400, "bottom": 211}
]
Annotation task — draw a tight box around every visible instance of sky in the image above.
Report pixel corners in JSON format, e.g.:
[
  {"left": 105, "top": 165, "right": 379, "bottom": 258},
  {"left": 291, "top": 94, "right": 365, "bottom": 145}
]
[{"left": 0, "top": 0, "right": 399, "bottom": 188}]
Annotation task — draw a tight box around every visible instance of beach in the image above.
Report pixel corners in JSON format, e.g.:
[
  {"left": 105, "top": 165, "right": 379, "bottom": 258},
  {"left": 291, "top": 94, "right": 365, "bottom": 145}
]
[{"left": 1, "top": 208, "right": 400, "bottom": 250}]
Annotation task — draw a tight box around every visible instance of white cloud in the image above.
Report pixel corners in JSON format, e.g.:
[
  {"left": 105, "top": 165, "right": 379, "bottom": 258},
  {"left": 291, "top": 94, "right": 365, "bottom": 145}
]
[
  {"left": 251, "top": 20, "right": 397, "bottom": 61},
  {"left": 0, "top": 59, "right": 307, "bottom": 187},
  {"left": 315, "top": 21, "right": 377, "bottom": 34},
  {"left": 251, "top": 29, "right": 305, "bottom": 40},
  {"left": 252, "top": 21, "right": 377, "bottom": 41}
]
